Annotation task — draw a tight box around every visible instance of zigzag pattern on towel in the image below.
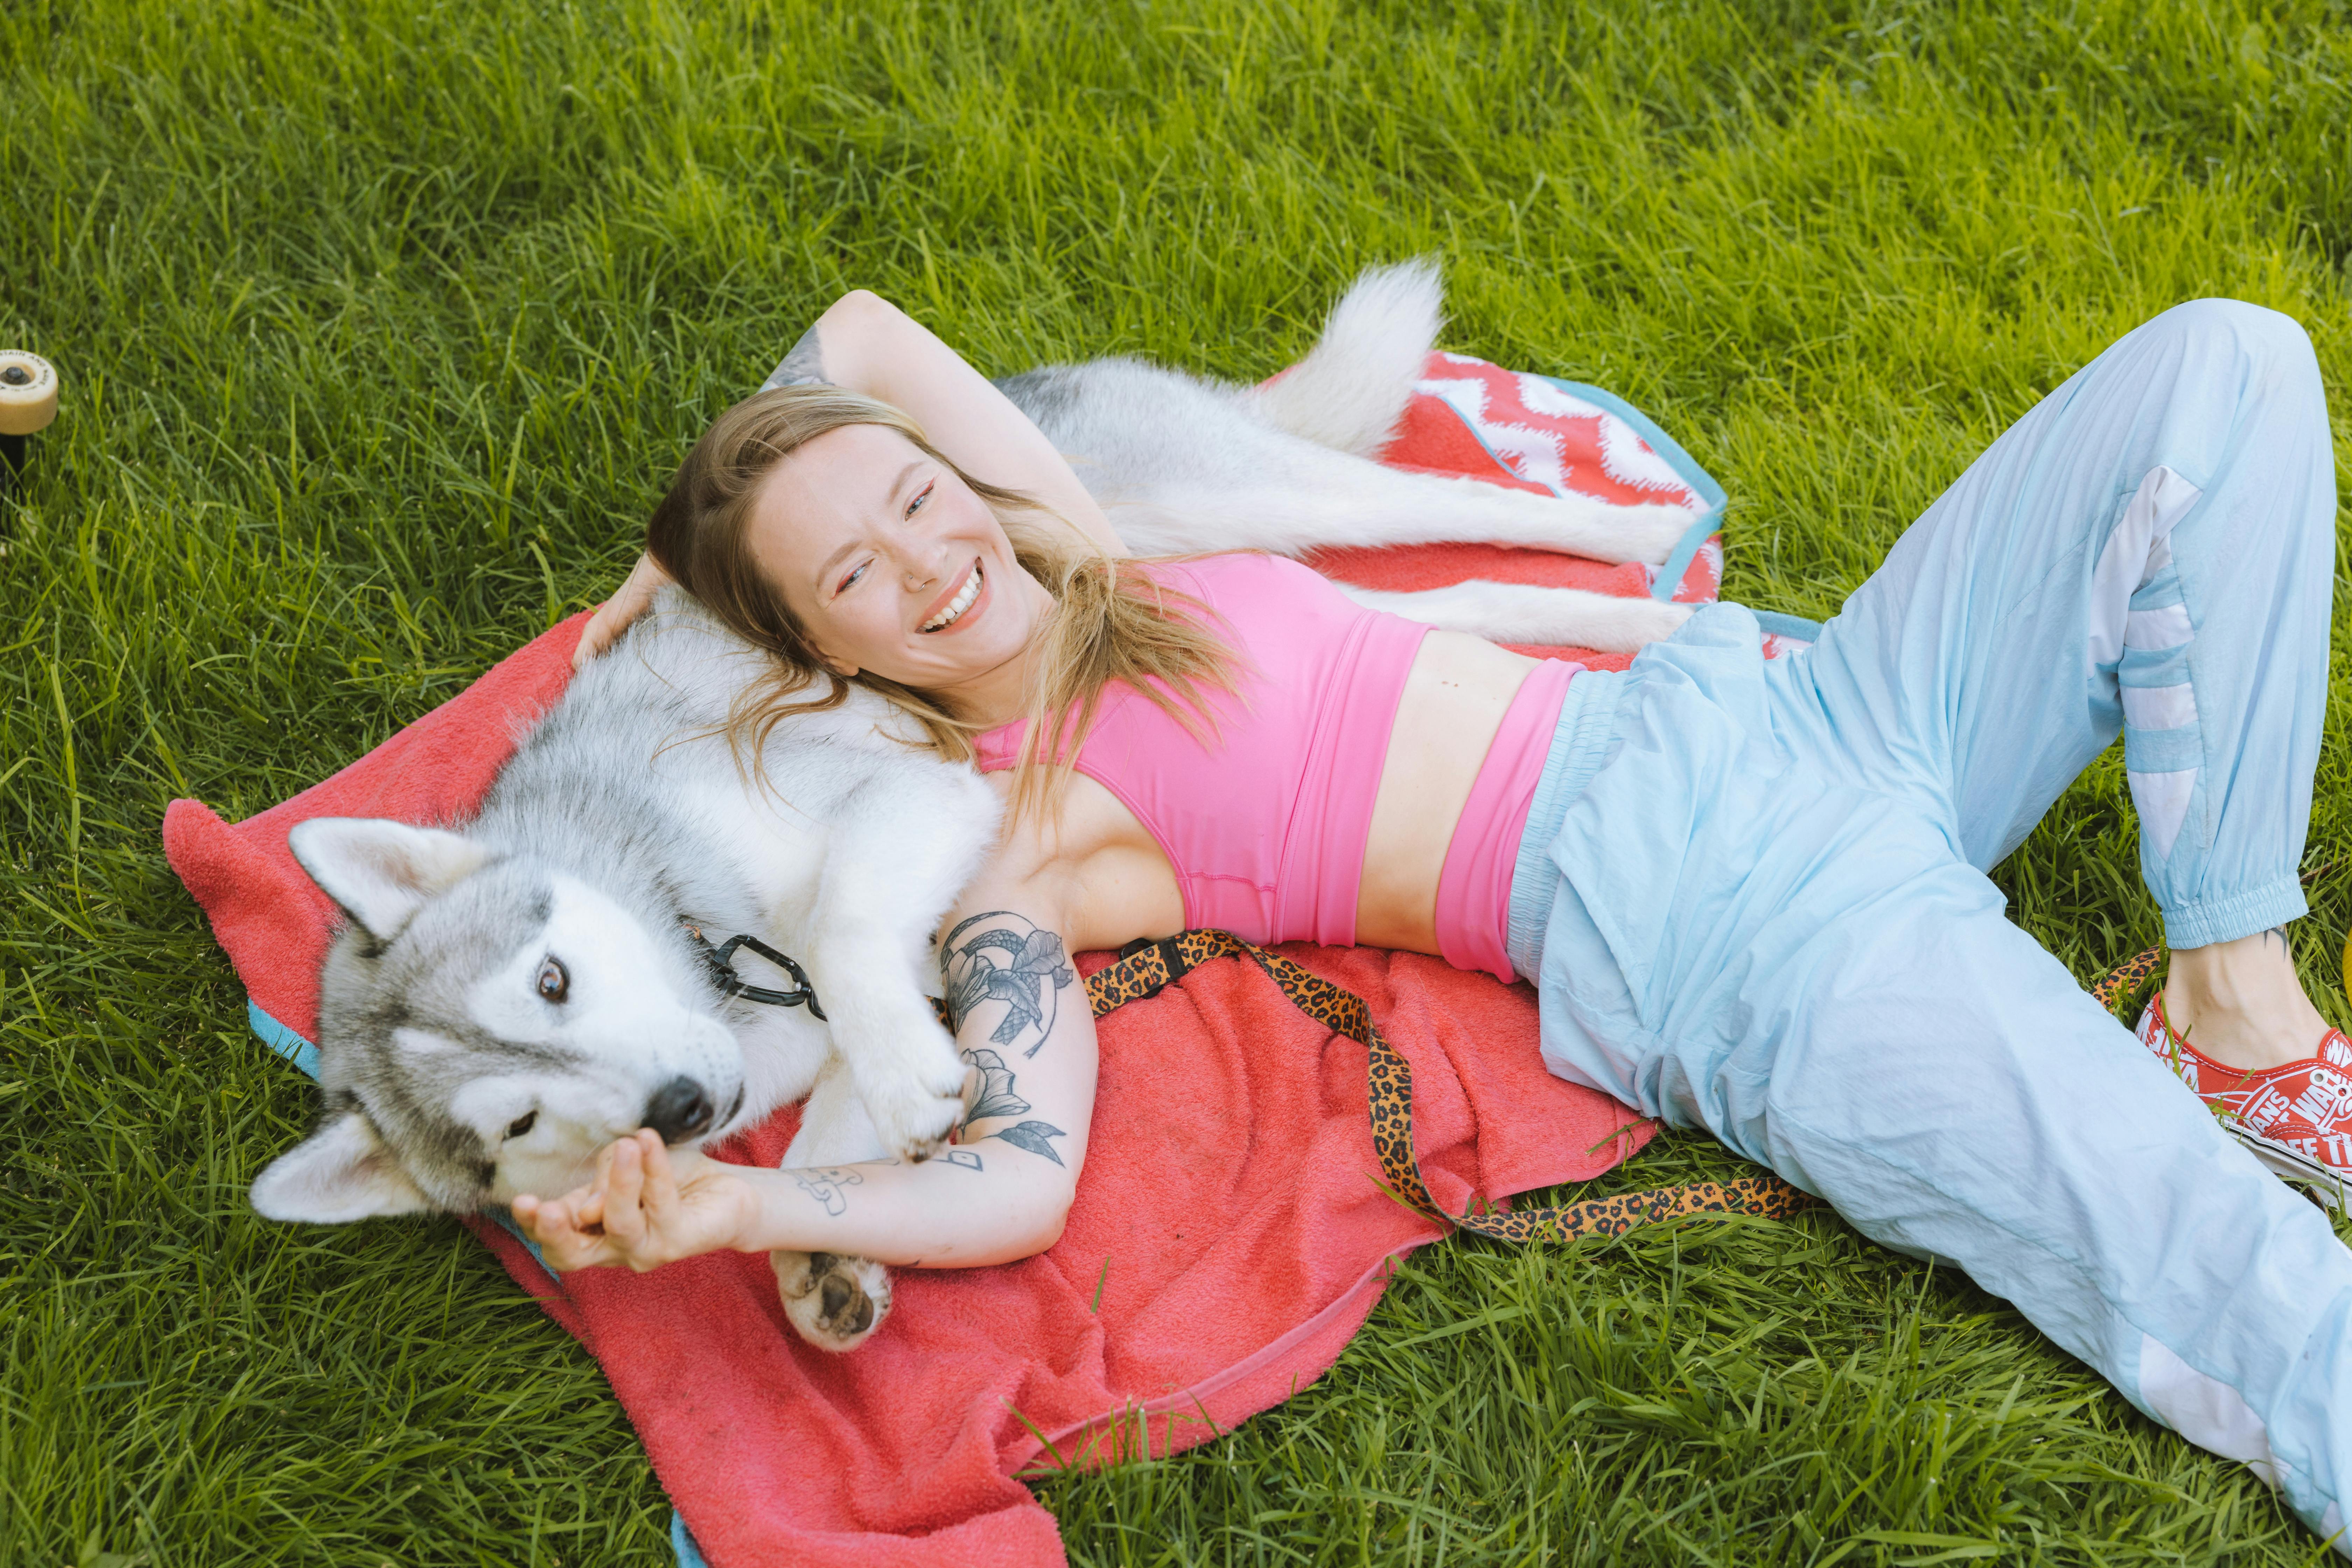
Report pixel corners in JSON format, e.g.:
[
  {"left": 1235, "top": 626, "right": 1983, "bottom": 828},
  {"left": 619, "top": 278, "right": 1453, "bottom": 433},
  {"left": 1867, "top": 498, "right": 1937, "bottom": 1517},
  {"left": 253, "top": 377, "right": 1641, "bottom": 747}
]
[
  {"left": 1365, "top": 352, "right": 1827, "bottom": 662},
  {"left": 1416, "top": 353, "right": 1701, "bottom": 504},
  {"left": 1372, "top": 351, "right": 1730, "bottom": 610}
]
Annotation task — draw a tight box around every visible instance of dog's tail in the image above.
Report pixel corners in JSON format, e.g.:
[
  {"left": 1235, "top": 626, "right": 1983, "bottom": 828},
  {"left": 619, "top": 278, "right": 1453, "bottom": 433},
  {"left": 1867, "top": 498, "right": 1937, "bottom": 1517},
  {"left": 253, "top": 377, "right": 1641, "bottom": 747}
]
[{"left": 1245, "top": 259, "right": 1441, "bottom": 457}]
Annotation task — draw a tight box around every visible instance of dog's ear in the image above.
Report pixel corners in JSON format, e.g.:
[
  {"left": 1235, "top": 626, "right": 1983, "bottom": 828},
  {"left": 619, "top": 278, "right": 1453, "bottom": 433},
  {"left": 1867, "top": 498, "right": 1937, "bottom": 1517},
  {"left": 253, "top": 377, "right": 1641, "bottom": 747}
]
[
  {"left": 287, "top": 818, "right": 489, "bottom": 942},
  {"left": 250, "top": 1108, "right": 435, "bottom": 1223}
]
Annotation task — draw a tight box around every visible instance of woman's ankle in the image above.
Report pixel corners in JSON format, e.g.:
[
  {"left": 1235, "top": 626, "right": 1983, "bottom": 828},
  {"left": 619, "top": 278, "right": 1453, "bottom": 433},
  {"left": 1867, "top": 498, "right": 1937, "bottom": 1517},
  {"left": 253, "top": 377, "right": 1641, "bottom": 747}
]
[{"left": 2163, "top": 927, "right": 2334, "bottom": 1072}]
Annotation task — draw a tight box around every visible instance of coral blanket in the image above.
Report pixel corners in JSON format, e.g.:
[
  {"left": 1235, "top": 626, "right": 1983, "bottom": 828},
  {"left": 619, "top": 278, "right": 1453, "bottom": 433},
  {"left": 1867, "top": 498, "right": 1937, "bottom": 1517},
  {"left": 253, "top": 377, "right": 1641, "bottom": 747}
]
[{"left": 162, "top": 354, "right": 1730, "bottom": 1567}]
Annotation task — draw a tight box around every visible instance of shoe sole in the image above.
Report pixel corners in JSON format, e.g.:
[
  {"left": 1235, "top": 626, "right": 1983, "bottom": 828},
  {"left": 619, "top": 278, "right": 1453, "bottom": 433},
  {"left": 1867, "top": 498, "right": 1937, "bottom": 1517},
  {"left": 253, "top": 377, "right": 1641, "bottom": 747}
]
[{"left": 2227, "top": 1122, "right": 2352, "bottom": 1210}]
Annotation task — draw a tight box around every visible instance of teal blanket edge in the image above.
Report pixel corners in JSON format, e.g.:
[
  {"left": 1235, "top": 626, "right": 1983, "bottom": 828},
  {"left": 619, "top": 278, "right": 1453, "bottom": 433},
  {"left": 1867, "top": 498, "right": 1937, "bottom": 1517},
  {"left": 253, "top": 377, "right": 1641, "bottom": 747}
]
[
  {"left": 1533, "top": 379, "right": 1821, "bottom": 637},
  {"left": 1538, "top": 376, "right": 1726, "bottom": 604}
]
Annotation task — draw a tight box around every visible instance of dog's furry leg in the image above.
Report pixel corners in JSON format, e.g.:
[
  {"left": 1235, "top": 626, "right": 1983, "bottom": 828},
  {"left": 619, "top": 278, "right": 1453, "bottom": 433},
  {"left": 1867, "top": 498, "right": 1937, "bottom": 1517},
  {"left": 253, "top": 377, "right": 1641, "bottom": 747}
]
[
  {"left": 1015, "top": 362, "right": 1705, "bottom": 569},
  {"left": 771, "top": 1058, "right": 895, "bottom": 1352},
  {"left": 1113, "top": 458, "right": 1703, "bottom": 566},
  {"left": 801, "top": 763, "right": 1001, "bottom": 1163},
  {"left": 1330, "top": 580, "right": 1695, "bottom": 654}
]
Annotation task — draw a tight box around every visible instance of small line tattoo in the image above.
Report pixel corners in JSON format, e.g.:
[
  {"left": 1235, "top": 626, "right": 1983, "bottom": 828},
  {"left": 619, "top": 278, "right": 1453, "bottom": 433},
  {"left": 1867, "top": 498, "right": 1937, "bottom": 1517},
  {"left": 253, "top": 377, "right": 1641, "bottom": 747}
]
[
  {"left": 789, "top": 1166, "right": 863, "bottom": 1216},
  {"left": 763, "top": 323, "right": 830, "bottom": 391}
]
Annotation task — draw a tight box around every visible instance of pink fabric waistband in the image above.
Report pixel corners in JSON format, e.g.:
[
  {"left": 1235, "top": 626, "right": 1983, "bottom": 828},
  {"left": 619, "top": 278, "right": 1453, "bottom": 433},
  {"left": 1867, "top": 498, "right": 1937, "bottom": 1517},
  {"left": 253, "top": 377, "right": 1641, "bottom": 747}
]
[{"left": 1433, "top": 659, "right": 1581, "bottom": 982}]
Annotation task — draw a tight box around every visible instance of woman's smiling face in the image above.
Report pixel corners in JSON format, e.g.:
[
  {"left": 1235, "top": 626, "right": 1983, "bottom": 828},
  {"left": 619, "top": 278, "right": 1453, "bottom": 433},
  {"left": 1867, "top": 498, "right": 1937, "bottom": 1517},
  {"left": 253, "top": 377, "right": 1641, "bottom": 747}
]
[{"left": 746, "top": 422, "right": 1050, "bottom": 706}]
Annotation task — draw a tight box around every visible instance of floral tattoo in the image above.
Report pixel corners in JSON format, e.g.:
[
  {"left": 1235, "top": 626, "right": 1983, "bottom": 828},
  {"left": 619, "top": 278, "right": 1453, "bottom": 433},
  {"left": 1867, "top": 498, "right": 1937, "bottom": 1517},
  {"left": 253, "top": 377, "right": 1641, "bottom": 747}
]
[
  {"left": 957, "top": 1046, "right": 1068, "bottom": 1167},
  {"left": 942, "top": 911, "right": 1076, "bottom": 1059}
]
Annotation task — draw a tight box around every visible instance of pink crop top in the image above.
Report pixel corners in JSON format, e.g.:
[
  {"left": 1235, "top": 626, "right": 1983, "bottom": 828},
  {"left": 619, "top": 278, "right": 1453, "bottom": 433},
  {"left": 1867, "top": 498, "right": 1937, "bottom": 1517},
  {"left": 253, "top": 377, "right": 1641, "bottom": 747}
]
[{"left": 973, "top": 554, "right": 1576, "bottom": 981}]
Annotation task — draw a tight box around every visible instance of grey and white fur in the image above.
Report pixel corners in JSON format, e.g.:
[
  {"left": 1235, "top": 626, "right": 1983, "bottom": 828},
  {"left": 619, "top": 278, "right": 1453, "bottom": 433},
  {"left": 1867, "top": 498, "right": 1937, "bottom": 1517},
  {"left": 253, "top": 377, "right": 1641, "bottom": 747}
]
[
  {"left": 987, "top": 259, "right": 1702, "bottom": 653},
  {"left": 249, "top": 261, "right": 1700, "bottom": 1353},
  {"left": 253, "top": 602, "right": 991, "bottom": 1349}
]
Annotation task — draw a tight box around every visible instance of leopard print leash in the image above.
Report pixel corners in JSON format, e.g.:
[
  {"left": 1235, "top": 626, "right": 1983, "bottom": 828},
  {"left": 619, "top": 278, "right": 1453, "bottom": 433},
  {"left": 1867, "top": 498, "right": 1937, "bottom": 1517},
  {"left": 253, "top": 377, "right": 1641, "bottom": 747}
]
[
  {"left": 1079, "top": 930, "right": 1820, "bottom": 1243},
  {"left": 2092, "top": 946, "right": 2166, "bottom": 1018}
]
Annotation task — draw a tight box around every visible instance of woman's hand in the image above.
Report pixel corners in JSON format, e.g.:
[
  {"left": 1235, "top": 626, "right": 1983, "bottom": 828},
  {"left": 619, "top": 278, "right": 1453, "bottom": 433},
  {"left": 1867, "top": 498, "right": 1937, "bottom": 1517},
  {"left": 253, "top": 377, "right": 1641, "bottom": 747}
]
[
  {"left": 511, "top": 1131, "right": 760, "bottom": 1272},
  {"left": 572, "top": 552, "right": 672, "bottom": 670}
]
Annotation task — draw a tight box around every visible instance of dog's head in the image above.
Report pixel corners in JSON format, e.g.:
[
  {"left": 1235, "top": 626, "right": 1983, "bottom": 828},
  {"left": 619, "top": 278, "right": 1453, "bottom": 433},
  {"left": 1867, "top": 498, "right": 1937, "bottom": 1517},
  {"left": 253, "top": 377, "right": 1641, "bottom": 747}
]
[{"left": 248, "top": 817, "right": 750, "bottom": 1222}]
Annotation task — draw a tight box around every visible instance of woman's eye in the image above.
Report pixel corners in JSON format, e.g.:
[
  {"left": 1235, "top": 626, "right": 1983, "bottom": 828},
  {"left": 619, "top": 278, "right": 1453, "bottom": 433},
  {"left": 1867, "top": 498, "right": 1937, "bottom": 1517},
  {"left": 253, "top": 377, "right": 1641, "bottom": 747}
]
[
  {"left": 837, "top": 561, "right": 869, "bottom": 594},
  {"left": 535, "top": 956, "right": 569, "bottom": 1003},
  {"left": 906, "top": 481, "right": 933, "bottom": 517},
  {"left": 506, "top": 1111, "right": 538, "bottom": 1140}
]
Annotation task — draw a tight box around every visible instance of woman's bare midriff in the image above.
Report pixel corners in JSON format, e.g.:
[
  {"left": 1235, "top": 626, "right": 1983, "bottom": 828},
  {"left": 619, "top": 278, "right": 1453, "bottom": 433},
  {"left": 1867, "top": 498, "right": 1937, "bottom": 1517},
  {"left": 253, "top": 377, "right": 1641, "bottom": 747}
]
[
  {"left": 1006, "top": 630, "right": 1541, "bottom": 959},
  {"left": 1354, "top": 631, "right": 1540, "bottom": 950}
]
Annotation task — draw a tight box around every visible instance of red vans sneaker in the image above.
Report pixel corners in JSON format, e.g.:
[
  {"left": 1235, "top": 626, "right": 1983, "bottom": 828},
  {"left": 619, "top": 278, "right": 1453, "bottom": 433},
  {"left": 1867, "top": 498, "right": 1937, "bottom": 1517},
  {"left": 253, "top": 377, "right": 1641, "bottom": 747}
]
[{"left": 2137, "top": 992, "right": 2352, "bottom": 1205}]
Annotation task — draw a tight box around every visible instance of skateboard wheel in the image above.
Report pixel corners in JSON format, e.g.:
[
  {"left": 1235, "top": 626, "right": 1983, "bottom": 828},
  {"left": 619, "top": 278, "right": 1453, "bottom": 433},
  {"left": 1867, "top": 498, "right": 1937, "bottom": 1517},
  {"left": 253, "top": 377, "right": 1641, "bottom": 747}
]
[{"left": 0, "top": 351, "right": 59, "bottom": 437}]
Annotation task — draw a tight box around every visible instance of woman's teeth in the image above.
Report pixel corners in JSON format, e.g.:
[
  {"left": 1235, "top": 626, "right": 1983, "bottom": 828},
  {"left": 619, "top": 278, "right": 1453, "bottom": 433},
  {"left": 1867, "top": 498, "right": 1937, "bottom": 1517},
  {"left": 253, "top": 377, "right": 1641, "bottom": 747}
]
[{"left": 921, "top": 565, "right": 983, "bottom": 631}]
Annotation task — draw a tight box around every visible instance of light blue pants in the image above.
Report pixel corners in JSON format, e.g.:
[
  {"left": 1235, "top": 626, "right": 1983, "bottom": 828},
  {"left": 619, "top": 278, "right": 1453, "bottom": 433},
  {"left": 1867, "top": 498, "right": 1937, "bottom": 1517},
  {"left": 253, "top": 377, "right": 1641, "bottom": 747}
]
[{"left": 1508, "top": 301, "right": 2347, "bottom": 1539}]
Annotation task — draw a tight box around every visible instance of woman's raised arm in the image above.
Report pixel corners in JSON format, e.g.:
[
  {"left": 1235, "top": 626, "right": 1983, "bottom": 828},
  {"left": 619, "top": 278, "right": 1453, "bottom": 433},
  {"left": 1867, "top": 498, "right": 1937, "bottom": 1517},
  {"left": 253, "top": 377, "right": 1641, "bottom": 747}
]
[
  {"left": 573, "top": 288, "right": 1126, "bottom": 668},
  {"left": 511, "top": 870, "right": 1099, "bottom": 1272},
  {"left": 783, "top": 290, "right": 1124, "bottom": 558}
]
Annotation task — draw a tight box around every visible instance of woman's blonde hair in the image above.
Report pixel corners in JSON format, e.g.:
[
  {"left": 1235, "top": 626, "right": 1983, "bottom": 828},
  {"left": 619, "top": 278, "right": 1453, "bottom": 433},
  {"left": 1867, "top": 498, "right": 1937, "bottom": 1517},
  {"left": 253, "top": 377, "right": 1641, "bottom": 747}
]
[{"left": 646, "top": 384, "right": 1239, "bottom": 821}]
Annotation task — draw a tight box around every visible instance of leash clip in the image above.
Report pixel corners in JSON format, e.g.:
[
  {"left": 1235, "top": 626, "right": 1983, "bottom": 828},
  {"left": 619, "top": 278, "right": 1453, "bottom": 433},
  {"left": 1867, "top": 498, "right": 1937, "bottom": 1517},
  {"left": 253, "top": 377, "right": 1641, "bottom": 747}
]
[{"left": 685, "top": 923, "right": 829, "bottom": 1021}]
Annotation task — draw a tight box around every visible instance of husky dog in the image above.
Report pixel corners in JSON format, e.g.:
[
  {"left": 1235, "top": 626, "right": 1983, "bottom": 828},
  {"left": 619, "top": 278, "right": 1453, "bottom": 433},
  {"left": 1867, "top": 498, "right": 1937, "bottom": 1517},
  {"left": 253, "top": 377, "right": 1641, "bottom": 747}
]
[
  {"left": 251, "top": 596, "right": 991, "bottom": 1348},
  {"left": 248, "top": 261, "right": 1705, "bottom": 1352}
]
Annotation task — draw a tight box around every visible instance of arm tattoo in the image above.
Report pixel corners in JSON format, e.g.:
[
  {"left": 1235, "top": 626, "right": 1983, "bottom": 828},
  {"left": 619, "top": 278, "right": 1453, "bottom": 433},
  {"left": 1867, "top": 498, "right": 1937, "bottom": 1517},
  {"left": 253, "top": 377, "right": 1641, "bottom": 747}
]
[
  {"left": 761, "top": 322, "right": 830, "bottom": 391},
  {"left": 942, "top": 911, "right": 1076, "bottom": 1059},
  {"left": 956, "top": 1044, "right": 1068, "bottom": 1168},
  {"left": 789, "top": 1166, "right": 863, "bottom": 1216}
]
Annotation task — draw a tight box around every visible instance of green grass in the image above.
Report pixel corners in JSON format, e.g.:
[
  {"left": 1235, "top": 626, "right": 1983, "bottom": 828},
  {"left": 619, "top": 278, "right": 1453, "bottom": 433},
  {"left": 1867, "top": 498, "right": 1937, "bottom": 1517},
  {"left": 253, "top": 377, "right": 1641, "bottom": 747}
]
[{"left": 4, "top": 0, "right": 2351, "bottom": 1561}]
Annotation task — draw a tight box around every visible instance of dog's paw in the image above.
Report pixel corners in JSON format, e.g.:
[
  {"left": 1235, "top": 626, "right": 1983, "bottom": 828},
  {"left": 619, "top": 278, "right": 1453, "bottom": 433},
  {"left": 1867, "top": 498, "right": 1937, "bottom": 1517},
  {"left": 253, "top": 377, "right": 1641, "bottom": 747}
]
[
  {"left": 859, "top": 1055, "right": 969, "bottom": 1164},
  {"left": 773, "top": 1250, "right": 892, "bottom": 1351}
]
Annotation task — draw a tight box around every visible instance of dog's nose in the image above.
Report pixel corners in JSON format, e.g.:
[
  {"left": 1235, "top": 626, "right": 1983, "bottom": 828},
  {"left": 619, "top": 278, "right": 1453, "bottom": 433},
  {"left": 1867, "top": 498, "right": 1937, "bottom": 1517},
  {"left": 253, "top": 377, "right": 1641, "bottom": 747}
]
[{"left": 644, "top": 1076, "right": 717, "bottom": 1143}]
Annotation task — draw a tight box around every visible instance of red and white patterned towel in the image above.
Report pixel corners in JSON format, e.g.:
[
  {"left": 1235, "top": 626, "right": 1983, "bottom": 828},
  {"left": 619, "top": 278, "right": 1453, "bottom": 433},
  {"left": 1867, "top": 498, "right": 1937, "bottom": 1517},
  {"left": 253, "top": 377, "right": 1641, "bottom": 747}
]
[{"left": 1308, "top": 351, "right": 1813, "bottom": 663}]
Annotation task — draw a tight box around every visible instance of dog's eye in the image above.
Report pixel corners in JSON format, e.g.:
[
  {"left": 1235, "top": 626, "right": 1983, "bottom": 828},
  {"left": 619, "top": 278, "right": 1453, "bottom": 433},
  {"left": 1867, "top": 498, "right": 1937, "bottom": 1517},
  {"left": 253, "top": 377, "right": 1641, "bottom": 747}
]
[
  {"left": 506, "top": 1111, "right": 538, "bottom": 1140},
  {"left": 535, "top": 956, "right": 568, "bottom": 1003}
]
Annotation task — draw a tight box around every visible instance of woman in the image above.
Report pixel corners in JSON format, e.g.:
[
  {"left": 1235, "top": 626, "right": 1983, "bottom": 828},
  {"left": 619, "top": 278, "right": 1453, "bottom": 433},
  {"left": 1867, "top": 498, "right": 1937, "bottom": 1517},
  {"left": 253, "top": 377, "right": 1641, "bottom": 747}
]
[{"left": 516, "top": 288, "right": 2351, "bottom": 1538}]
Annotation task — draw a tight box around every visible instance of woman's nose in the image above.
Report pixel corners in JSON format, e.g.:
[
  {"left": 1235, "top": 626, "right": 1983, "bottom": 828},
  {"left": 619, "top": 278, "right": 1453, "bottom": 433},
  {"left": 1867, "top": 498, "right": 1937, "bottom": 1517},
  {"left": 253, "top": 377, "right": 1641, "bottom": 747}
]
[{"left": 895, "top": 538, "right": 951, "bottom": 590}]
